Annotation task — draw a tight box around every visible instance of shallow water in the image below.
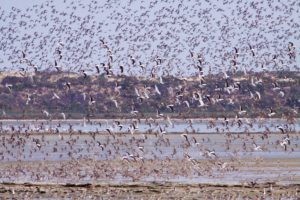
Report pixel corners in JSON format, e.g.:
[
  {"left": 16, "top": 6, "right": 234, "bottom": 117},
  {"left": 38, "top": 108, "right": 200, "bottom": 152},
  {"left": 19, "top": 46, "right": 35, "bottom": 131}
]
[
  {"left": 1, "top": 118, "right": 299, "bottom": 133},
  {"left": 0, "top": 133, "right": 299, "bottom": 162},
  {"left": 0, "top": 119, "right": 299, "bottom": 187}
]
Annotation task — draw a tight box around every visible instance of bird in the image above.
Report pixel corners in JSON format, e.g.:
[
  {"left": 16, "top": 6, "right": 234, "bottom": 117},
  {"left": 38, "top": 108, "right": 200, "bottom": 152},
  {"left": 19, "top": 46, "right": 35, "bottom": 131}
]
[
  {"left": 26, "top": 94, "right": 31, "bottom": 105},
  {"left": 95, "top": 65, "right": 100, "bottom": 74},
  {"left": 238, "top": 106, "right": 247, "bottom": 115},
  {"left": 42, "top": 110, "right": 50, "bottom": 118},
  {"left": 65, "top": 82, "right": 71, "bottom": 90},
  {"left": 268, "top": 108, "right": 276, "bottom": 117},
  {"left": 253, "top": 143, "right": 262, "bottom": 151},
  {"left": 280, "top": 137, "right": 290, "bottom": 151},
  {"left": 154, "top": 85, "right": 161, "bottom": 95},
  {"left": 89, "top": 95, "right": 96, "bottom": 105},
  {"left": 52, "top": 92, "right": 60, "bottom": 100},
  {"left": 60, "top": 112, "right": 66, "bottom": 120},
  {"left": 276, "top": 125, "right": 285, "bottom": 134}
]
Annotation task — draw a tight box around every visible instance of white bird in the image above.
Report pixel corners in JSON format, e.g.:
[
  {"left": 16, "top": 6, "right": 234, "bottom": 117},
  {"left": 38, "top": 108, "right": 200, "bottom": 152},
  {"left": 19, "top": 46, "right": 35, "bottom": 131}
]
[
  {"left": 130, "top": 106, "right": 139, "bottom": 115},
  {"left": 5, "top": 83, "right": 12, "bottom": 92},
  {"left": 251, "top": 77, "right": 257, "bottom": 87},
  {"left": 159, "top": 76, "right": 164, "bottom": 84},
  {"left": 159, "top": 126, "right": 166, "bottom": 134},
  {"left": 138, "top": 146, "right": 144, "bottom": 152},
  {"left": 167, "top": 115, "right": 173, "bottom": 127},
  {"left": 238, "top": 106, "right": 247, "bottom": 115},
  {"left": 128, "top": 124, "right": 135, "bottom": 134},
  {"left": 206, "top": 150, "right": 217, "bottom": 158},
  {"left": 183, "top": 100, "right": 190, "bottom": 108},
  {"left": 255, "top": 91, "right": 261, "bottom": 100},
  {"left": 52, "top": 92, "right": 60, "bottom": 100},
  {"left": 185, "top": 154, "right": 197, "bottom": 165},
  {"left": 112, "top": 99, "right": 119, "bottom": 109},
  {"left": 268, "top": 108, "right": 276, "bottom": 117},
  {"left": 89, "top": 95, "right": 96, "bottom": 105},
  {"left": 181, "top": 133, "right": 189, "bottom": 142},
  {"left": 106, "top": 126, "right": 114, "bottom": 135},
  {"left": 2, "top": 110, "right": 6, "bottom": 117},
  {"left": 253, "top": 143, "right": 262, "bottom": 151},
  {"left": 42, "top": 110, "right": 50, "bottom": 117},
  {"left": 135, "top": 87, "right": 140, "bottom": 97},
  {"left": 280, "top": 137, "right": 290, "bottom": 151},
  {"left": 218, "top": 162, "right": 228, "bottom": 170},
  {"left": 82, "top": 93, "right": 86, "bottom": 101},
  {"left": 114, "top": 121, "right": 123, "bottom": 131},
  {"left": 198, "top": 94, "right": 205, "bottom": 107},
  {"left": 250, "top": 91, "right": 254, "bottom": 99},
  {"left": 61, "top": 112, "right": 66, "bottom": 120},
  {"left": 276, "top": 125, "right": 285, "bottom": 134},
  {"left": 223, "top": 71, "right": 229, "bottom": 79},
  {"left": 26, "top": 94, "right": 31, "bottom": 105},
  {"left": 154, "top": 85, "right": 161, "bottom": 95},
  {"left": 272, "top": 82, "right": 280, "bottom": 91},
  {"left": 228, "top": 98, "right": 234, "bottom": 105},
  {"left": 278, "top": 91, "right": 285, "bottom": 97}
]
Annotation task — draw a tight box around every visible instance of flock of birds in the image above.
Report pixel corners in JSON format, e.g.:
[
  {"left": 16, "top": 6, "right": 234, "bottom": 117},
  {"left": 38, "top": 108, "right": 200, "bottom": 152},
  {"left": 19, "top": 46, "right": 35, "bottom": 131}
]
[
  {"left": 0, "top": 0, "right": 299, "bottom": 197},
  {"left": 0, "top": 0, "right": 299, "bottom": 76},
  {"left": 0, "top": 117, "right": 299, "bottom": 198}
]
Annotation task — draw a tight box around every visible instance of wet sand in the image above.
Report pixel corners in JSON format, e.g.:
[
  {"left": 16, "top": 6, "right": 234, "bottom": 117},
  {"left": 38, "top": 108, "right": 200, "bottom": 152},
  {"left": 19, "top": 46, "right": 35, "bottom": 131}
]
[
  {"left": 1, "top": 158, "right": 300, "bottom": 184},
  {"left": 0, "top": 182, "right": 299, "bottom": 199}
]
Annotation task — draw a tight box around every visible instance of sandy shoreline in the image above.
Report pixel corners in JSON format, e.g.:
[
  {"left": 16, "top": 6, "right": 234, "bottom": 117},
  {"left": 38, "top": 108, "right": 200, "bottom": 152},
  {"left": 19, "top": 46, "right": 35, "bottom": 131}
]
[{"left": 0, "top": 181, "right": 299, "bottom": 199}]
